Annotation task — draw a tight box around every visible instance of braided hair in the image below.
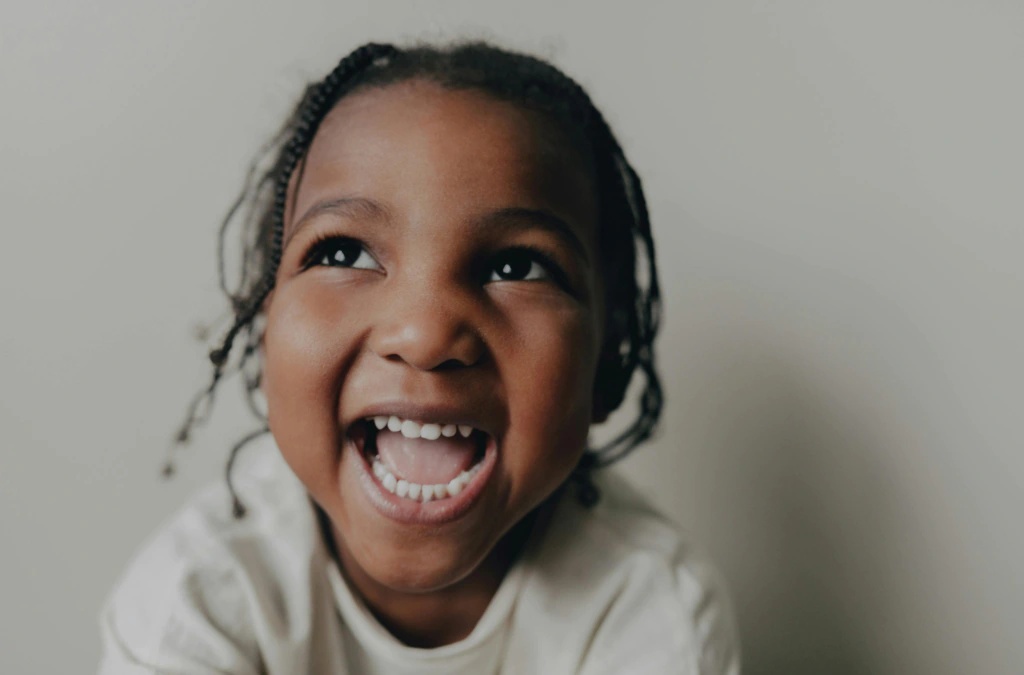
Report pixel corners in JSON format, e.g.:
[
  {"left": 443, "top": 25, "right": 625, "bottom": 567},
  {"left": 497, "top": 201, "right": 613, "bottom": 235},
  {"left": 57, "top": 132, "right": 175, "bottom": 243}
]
[{"left": 165, "top": 41, "right": 662, "bottom": 516}]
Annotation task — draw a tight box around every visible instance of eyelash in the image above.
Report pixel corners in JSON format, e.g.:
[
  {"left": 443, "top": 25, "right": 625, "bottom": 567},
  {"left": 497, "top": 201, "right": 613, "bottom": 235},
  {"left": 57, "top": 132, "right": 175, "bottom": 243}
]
[{"left": 301, "top": 236, "right": 573, "bottom": 292}]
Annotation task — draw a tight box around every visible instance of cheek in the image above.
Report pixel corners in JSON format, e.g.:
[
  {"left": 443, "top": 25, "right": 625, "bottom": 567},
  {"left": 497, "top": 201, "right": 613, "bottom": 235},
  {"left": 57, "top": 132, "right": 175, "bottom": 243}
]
[
  {"left": 498, "top": 301, "right": 600, "bottom": 494},
  {"left": 262, "top": 283, "right": 357, "bottom": 490}
]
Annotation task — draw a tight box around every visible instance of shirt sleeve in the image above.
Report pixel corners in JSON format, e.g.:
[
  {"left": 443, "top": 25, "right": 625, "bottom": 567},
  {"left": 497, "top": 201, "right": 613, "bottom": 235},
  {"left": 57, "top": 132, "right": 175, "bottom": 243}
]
[
  {"left": 675, "top": 553, "right": 741, "bottom": 675},
  {"left": 96, "top": 582, "right": 262, "bottom": 675},
  {"left": 577, "top": 548, "right": 741, "bottom": 675},
  {"left": 96, "top": 524, "right": 263, "bottom": 675}
]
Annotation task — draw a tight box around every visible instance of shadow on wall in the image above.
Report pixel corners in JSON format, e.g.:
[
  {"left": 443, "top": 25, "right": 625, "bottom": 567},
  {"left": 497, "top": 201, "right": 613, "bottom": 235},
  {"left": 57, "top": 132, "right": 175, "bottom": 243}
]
[{"left": 681, "top": 337, "right": 904, "bottom": 675}]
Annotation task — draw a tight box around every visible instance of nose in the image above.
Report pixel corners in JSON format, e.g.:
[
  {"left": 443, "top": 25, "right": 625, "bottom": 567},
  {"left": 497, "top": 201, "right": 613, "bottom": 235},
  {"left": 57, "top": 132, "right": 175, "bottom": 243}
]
[{"left": 367, "top": 286, "right": 485, "bottom": 371}]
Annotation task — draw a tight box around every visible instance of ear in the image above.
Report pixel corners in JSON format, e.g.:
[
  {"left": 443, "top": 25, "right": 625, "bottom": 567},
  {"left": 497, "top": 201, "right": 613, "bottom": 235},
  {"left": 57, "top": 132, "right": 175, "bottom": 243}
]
[{"left": 591, "top": 337, "right": 628, "bottom": 424}]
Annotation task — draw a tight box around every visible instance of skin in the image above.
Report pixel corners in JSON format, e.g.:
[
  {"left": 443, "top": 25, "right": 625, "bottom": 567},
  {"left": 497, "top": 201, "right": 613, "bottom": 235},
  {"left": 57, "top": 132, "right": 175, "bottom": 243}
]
[{"left": 261, "top": 79, "right": 605, "bottom": 647}]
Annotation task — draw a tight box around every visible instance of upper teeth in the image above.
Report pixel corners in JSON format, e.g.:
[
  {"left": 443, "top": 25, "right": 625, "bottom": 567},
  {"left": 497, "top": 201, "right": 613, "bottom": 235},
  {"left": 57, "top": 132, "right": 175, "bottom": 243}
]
[{"left": 372, "top": 415, "right": 474, "bottom": 440}]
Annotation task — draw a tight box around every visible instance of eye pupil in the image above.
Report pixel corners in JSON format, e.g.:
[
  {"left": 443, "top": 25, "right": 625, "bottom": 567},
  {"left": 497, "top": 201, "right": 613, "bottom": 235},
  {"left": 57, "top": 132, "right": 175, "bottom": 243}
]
[
  {"left": 334, "top": 243, "right": 358, "bottom": 264},
  {"left": 497, "top": 255, "right": 530, "bottom": 280}
]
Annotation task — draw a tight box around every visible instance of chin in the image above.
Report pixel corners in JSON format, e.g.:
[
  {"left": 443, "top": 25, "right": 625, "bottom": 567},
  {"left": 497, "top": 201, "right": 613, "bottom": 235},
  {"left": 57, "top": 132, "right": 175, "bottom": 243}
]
[
  {"left": 338, "top": 510, "right": 502, "bottom": 593},
  {"left": 373, "top": 553, "right": 482, "bottom": 593}
]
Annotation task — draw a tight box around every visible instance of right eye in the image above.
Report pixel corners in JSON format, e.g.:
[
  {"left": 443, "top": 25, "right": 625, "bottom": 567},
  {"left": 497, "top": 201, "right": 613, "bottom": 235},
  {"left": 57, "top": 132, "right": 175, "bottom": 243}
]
[{"left": 307, "top": 238, "right": 381, "bottom": 271}]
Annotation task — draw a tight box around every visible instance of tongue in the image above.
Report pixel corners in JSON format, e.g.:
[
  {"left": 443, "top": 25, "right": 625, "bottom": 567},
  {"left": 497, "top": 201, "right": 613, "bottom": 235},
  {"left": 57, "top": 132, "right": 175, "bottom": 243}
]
[{"left": 375, "top": 431, "right": 478, "bottom": 485}]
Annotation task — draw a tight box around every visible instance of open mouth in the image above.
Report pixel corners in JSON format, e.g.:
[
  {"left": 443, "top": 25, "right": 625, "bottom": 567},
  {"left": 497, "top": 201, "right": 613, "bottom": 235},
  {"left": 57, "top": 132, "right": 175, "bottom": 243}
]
[{"left": 353, "top": 415, "right": 489, "bottom": 504}]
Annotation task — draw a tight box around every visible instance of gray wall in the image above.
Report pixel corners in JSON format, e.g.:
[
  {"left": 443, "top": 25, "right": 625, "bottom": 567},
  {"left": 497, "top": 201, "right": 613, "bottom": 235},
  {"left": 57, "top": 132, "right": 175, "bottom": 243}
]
[{"left": 2, "top": 1, "right": 1021, "bottom": 673}]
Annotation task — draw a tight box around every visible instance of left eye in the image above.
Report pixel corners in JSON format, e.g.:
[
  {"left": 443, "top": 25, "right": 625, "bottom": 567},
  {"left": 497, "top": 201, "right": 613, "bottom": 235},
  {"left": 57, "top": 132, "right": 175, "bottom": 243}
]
[
  {"left": 313, "top": 240, "right": 380, "bottom": 270},
  {"left": 488, "top": 250, "right": 550, "bottom": 282}
]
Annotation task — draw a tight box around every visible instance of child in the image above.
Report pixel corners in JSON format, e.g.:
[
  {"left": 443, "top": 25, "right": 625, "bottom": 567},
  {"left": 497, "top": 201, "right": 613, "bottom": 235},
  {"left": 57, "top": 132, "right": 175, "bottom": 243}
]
[{"left": 98, "top": 41, "right": 740, "bottom": 674}]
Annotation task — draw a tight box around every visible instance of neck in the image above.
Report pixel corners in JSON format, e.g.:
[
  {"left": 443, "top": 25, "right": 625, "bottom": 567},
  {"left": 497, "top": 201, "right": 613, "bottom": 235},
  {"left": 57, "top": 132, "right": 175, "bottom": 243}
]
[{"left": 325, "top": 509, "right": 545, "bottom": 649}]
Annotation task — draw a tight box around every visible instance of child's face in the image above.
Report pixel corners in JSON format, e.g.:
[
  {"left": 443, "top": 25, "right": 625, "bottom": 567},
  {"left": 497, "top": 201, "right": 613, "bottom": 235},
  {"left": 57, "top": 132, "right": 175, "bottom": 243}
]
[{"left": 262, "top": 80, "right": 603, "bottom": 592}]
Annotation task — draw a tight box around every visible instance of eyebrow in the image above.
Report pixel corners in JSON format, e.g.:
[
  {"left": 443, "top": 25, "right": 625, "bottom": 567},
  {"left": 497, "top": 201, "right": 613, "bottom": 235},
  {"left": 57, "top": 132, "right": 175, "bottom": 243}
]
[
  {"left": 285, "top": 196, "right": 388, "bottom": 249},
  {"left": 286, "top": 197, "right": 590, "bottom": 264},
  {"left": 471, "top": 207, "right": 590, "bottom": 264}
]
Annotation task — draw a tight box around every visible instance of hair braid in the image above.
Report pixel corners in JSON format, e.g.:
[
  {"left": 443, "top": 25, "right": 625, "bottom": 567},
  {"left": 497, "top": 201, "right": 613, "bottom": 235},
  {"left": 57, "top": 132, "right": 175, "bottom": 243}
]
[
  {"left": 543, "top": 75, "right": 663, "bottom": 499},
  {"left": 164, "top": 43, "right": 399, "bottom": 495},
  {"left": 211, "top": 43, "right": 401, "bottom": 369},
  {"left": 589, "top": 157, "right": 662, "bottom": 467}
]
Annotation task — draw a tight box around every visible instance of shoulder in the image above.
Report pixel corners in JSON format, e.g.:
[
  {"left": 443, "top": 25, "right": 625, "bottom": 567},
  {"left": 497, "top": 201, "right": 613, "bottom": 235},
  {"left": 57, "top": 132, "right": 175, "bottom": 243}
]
[
  {"left": 516, "top": 470, "right": 740, "bottom": 675},
  {"left": 98, "top": 437, "right": 324, "bottom": 674}
]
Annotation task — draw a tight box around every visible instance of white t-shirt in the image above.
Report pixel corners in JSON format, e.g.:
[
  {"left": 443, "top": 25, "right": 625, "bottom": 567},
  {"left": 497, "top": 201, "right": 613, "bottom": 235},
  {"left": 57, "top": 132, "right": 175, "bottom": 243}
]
[{"left": 98, "top": 436, "right": 740, "bottom": 674}]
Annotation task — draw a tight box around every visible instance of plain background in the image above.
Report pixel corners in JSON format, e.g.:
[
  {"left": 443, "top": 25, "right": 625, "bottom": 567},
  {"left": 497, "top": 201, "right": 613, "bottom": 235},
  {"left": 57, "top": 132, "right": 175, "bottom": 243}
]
[{"left": 2, "top": 1, "right": 1022, "bottom": 673}]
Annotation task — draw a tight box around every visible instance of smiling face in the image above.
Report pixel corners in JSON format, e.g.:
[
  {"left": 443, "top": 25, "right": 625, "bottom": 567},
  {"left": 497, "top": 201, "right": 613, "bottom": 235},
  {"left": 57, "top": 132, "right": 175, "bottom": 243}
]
[{"left": 261, "top": 79, "right": 603, "bottom": 593}]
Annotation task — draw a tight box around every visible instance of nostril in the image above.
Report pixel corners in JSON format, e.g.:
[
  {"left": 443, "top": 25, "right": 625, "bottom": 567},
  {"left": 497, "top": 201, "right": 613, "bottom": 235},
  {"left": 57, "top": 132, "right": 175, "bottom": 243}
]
[{"left": 434, "top": 358, "right": 469, "bottom": 371}]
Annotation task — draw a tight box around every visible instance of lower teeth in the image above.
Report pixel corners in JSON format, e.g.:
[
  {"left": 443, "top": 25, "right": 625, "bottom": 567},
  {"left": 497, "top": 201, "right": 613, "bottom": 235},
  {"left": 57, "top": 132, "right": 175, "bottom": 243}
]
[{"left": 372, "top": 456, "right": 481, "bottom": 503}]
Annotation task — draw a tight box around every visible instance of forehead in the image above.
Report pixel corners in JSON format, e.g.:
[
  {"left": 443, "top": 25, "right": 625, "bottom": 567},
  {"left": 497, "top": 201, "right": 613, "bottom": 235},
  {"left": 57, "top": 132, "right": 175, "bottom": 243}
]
[{"left": 290, "top": 79, "right": 597, "bottom": 240}]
